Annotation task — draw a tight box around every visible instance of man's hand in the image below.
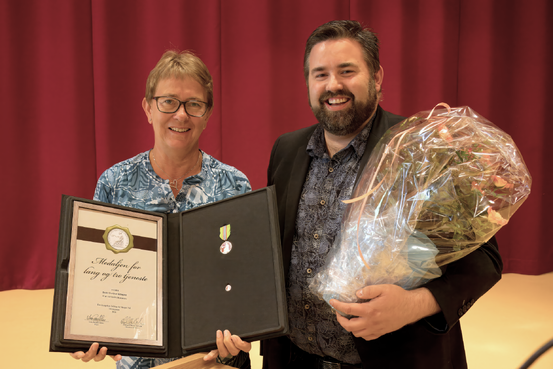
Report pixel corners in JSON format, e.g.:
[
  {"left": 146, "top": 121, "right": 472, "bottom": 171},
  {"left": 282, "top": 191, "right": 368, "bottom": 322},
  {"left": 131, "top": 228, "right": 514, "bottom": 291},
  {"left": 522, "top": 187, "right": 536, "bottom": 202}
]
[
  {"left": 203, "top": 330, "right": 252, "bottom": 362},
  {"left": 69, "top": 342, "right": 122, "bottom": 362},
  {"left": 330, "top": 285, "right": 441, "bottom": 341}
]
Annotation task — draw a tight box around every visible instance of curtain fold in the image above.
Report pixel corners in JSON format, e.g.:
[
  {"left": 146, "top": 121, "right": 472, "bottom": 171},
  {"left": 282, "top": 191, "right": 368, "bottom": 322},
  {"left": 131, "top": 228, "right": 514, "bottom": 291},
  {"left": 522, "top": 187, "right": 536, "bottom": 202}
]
[
  {"left": 1, "top": 0, "right": 550, "bottom": 291},
  {"left": 0, "top": 0, "right": 97, "bottom": 290}
]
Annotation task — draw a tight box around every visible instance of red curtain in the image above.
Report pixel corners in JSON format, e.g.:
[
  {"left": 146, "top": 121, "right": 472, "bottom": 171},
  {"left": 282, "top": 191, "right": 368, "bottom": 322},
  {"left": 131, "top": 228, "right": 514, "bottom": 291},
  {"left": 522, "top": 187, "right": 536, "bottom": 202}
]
[{"left": 1, "top": 0, "right": 551, "bottom": 291}]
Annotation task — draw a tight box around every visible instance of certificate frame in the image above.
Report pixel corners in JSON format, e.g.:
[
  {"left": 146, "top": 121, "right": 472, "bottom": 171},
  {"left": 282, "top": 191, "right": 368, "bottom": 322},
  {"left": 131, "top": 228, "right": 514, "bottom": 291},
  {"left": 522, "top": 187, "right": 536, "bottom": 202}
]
[
  {"left": 64, "top": 201, "right": 164, "bottom": 346},
  {"left": 50, "top": 196, "right": 169, "bottom": 357},
  {"left": 50, "top": 186, "right": 288, "bottom": 358}
]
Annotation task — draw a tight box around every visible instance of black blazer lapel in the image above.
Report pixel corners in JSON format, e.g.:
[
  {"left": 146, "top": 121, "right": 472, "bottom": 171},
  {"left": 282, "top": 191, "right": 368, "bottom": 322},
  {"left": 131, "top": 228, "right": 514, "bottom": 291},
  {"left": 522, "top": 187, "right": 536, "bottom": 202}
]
[
  {"left": 281, "top": 142, "right": 311, "bottom": 276},
  {"left": 355, "top": 106, "right": 405, "bottom": 186}
]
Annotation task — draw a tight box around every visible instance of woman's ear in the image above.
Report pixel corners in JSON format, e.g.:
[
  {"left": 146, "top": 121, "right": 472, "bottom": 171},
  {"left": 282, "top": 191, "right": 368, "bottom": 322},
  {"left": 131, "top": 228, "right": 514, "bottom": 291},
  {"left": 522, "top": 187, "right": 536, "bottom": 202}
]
[
  {"left": 142, "top": 98, "right": 153, "bottom": 124},
  {"left": 202, "top": 108, "right": 213, "bottom": 129}
]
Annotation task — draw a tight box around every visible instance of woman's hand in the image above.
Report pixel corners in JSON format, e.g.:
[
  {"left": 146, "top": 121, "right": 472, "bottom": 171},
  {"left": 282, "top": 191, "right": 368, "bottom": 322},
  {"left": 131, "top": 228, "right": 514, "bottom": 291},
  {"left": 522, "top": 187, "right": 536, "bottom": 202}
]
[
  {"left": 70, "top": 342, "right": 122, "bottom": 362},
  {"left": 203, "top": 330, "right": 251, "bottom": 362}
]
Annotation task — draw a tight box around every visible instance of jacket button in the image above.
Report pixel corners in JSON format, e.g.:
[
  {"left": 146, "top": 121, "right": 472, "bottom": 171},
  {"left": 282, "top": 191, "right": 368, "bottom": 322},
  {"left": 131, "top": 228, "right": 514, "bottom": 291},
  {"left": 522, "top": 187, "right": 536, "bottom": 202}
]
[{"left": 313, "top": 234, "right": 319, "bottom": 239}]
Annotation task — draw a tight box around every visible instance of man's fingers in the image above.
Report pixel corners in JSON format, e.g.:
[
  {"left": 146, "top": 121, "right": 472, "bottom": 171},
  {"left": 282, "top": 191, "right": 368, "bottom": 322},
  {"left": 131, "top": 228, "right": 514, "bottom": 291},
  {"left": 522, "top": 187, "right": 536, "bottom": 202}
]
[
  {"left": 335, "top": 311, "right": 350, "bottom": 326},
  {"left": 357, "top": 284, "right": 384, "bottom": 300},
  {"left": 335, "top": 310, "right": 364, "bottom": 333},
  {"left": 329, "top": 299, "right": 357, "bottom": 316}
]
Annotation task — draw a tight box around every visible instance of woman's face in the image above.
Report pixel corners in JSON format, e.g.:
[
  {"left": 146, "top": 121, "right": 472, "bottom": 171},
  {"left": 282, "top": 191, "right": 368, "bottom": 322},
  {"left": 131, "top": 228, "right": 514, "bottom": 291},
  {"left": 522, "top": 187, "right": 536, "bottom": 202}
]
[{"left": 142, "top": 76, "right": 211, "bottom": 156}]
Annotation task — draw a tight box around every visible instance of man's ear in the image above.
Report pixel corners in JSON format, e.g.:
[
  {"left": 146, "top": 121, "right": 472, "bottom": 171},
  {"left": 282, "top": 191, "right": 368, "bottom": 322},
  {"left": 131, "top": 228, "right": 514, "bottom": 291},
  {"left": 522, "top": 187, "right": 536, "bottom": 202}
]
[{"left": 374, "top": 65, "right": 384, "bottom": 93}]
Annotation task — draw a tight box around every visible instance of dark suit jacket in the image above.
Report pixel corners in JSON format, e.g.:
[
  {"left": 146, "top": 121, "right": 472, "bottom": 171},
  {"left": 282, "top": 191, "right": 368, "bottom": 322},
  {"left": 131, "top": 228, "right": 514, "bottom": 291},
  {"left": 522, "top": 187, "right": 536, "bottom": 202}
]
[{"left": 263, "top": 106, "right": 503, "bottom": 368}]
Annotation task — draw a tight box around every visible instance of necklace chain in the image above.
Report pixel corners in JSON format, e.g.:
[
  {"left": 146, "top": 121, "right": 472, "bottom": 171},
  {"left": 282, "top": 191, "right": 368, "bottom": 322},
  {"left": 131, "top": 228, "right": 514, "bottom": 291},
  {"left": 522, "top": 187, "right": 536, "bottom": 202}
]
[{"left": 151, "top": 151, "right": 202, "bottom": 190}]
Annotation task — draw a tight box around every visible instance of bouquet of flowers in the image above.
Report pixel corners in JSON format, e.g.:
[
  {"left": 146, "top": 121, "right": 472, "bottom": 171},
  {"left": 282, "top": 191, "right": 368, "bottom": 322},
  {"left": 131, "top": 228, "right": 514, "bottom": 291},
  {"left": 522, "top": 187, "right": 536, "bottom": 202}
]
[{"left": 309, "top": 104, "right": 532, "bottom": 306}]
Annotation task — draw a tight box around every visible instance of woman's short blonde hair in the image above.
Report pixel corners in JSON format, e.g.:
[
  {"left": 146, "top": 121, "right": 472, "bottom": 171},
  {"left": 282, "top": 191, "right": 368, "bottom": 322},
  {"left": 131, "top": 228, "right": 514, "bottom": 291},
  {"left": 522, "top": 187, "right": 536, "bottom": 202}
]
[{"left": 145, "top": 50, "right": 214, "bottom": 111}]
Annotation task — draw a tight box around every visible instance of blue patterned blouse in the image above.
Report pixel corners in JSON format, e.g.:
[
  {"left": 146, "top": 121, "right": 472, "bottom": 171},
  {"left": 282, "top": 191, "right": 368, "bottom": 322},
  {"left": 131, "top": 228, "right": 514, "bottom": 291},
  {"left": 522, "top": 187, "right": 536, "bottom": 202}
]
[
  {"left": 93, "top": 149, "right": 251, "bottom": 369},
  {"left": 94, "top": 150, "right": 251, "bottom": 213}
]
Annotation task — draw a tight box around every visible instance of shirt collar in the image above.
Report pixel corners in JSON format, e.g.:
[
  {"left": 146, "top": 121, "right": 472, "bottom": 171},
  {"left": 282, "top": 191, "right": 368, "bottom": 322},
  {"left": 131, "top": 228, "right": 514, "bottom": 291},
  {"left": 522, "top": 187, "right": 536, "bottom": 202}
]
[
  {"left": 145, "top": 149, "right": 206, "bottom": 184},
  {"left": 307, "top": 113, "right": 376, "bottom": 159}
]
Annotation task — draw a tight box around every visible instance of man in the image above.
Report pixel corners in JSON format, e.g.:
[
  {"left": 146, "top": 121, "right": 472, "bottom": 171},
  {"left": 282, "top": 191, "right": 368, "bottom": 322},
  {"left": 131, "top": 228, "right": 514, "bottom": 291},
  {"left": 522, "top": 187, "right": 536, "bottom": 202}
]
[{"left": 262, "top": 20, "right": 502, "bottom": 368}]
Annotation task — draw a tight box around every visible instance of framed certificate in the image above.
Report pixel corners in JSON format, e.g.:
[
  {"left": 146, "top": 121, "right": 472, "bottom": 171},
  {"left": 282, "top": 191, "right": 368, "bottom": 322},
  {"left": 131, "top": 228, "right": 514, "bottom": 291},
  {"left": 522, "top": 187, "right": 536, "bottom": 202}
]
[
  {"left": 65, "top": 201, "right": 164, "bottom": 345},
  {"left": 50, "top": 186, "right": 288, "bottom": 358}
]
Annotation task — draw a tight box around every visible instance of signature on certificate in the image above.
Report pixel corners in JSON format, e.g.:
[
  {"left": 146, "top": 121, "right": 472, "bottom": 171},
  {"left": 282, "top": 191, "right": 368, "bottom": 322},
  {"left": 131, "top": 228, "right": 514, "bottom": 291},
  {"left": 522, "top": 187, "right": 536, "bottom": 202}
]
[
  {"left": 86, "top": 314, "right": 107, "bottom": 325},
  {"left": 121, "top": 316, "right": 144, "bottom": 328}
]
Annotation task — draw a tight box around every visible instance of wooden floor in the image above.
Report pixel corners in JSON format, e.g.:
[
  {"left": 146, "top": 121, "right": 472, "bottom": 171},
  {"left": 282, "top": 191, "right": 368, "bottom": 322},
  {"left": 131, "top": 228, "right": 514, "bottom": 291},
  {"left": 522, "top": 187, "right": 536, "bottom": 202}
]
[{"left": 1, "top": 273, "right": 551, "bottom": 369}]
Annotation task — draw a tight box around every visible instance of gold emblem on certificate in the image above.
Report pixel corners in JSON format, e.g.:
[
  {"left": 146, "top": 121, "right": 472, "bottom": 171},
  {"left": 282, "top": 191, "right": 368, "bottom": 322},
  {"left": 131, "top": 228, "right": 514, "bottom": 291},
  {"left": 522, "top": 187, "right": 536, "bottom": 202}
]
[
  {"left": 103, "top": 225, "right": 134, "bottom": 254},
  {"left": 219, "top": 224, "right": 232, "bottom": 254}
]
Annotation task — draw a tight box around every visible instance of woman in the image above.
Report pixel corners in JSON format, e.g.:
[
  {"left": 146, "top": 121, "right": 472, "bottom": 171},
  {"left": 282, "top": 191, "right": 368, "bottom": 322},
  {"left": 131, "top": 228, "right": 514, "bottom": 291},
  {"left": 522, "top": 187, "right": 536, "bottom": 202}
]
[{"left": 70, "top": 50, "right": 252, "bottom": 368}]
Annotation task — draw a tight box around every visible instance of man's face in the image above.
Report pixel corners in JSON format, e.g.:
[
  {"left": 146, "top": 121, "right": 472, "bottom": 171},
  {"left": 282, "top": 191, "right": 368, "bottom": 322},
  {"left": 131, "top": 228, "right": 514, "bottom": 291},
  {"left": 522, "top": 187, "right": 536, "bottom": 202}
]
[{"left": 307, "top": 38, "right": 382, "bottom": 136}]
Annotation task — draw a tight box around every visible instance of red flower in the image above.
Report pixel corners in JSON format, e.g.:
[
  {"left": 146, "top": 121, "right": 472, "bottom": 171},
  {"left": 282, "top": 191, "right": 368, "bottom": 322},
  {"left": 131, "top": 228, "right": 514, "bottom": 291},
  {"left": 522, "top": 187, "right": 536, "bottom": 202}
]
[
  {"left": 487, "top": 207, "right": 508, "bottom": 226},
  {"left": 491, "top": 175, "right": 513, "bottom": 189},
  {"left": 471, "top": 181, "right": 486, "bottom": 195},
  {"left": 437, "top": 124, "right": 453, "bottom": 142}
]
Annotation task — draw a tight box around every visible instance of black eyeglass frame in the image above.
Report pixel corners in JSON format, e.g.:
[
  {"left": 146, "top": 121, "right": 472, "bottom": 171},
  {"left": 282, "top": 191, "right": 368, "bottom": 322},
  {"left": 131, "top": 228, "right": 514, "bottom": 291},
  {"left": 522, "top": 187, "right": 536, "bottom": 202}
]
[{"left": 153, "top": 96, "right": 209, "bottom": 117}]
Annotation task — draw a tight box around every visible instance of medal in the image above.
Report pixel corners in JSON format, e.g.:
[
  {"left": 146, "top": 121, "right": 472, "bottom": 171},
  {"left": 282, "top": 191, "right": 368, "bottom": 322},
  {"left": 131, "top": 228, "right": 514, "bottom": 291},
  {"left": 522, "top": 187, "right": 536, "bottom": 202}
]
[
  {"left": 103, "top": 225, "right": 134, "bottom": 254},
  {"left": 219, "top": 224, "right": 232, "bottom": 254}
]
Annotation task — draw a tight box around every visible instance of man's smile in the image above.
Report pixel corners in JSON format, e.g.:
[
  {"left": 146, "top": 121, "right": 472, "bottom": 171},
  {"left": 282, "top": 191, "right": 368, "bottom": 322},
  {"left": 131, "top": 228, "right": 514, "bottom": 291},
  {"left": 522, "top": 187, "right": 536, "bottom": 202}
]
[
  {"left": 323, "top": 95, "right": 352, "bottom": 111},
  {"left": 327, "top": 97, "right": 350, "bottom": 106}
]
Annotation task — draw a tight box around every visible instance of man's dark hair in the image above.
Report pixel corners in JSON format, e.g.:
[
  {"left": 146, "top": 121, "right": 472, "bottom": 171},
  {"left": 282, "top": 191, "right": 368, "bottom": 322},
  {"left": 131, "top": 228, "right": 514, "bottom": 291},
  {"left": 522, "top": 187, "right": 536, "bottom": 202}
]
[{"left": 303, "top": 20, "right": 380, "bottom": 82}]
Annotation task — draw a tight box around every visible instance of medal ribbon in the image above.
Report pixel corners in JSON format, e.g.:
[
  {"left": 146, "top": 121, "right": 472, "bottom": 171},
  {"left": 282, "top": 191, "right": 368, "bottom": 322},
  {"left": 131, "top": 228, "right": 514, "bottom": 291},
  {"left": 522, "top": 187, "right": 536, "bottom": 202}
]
[{"left": 219, "top": 224, "right": 231, "bottom": 241}]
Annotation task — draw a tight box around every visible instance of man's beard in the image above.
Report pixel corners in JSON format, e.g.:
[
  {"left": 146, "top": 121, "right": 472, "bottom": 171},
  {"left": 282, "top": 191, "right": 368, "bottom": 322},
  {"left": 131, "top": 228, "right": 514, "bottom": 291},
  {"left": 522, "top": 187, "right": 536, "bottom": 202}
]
[{"left": 311, "top": 80, "right": 378, "bottom": 136}]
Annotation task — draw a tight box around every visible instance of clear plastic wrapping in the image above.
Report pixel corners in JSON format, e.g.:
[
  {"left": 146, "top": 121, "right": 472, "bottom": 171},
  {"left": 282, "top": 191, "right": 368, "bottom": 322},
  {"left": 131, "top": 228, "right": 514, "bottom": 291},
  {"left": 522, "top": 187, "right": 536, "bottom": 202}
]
[{"left": 309, "top": 104, "right": 532, "bottom": 306}]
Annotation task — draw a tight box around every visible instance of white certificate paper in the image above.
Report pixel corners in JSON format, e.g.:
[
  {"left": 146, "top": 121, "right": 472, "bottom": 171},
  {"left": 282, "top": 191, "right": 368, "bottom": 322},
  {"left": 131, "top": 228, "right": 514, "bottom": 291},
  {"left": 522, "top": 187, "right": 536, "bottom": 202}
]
[{"left": 64, "top": 202, "right": 163, "bottom": 346}]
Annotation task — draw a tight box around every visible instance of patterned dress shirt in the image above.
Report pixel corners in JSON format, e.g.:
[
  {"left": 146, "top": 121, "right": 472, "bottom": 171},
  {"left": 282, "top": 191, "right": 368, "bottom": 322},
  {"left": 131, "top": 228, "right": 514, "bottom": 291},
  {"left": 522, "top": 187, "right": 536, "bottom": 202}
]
[
  {"left": 287, "top": 118, "right": 374, "bottom": 365},
  {"left": 93, "top": 150, "right": 251, "bottom": 369}
]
